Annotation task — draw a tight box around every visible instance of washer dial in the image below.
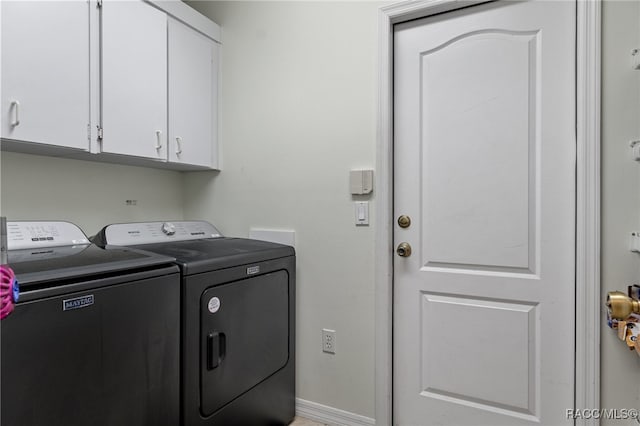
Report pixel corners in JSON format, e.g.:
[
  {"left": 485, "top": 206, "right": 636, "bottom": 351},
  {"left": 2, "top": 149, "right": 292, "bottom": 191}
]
[{"left": 161, "top": 222, "right": 176, "bottom": 236}]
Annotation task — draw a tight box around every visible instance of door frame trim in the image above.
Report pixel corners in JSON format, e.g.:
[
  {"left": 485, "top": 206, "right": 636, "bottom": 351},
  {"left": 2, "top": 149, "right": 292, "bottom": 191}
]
[{"left": 375, "top": 1, "right": 601, "bottom": 424}]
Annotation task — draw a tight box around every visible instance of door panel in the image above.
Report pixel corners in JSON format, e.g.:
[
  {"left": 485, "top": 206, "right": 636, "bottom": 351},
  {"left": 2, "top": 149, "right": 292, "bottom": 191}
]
[
  {"left": 101, "top": 0, "right": 167, "bottom": 160},
  {"left": 421, "top": 30, "right": 537, "bottom": 272},
  {"left": 393, "top": 1, "right": 576, "bottom": 425},
  {"left": 1, "top": 1, "right": 90, "bottom": 150},
  {"left": 420, "top": 294, "right": 537, "bottom": 413},
  {"left": 168, "top": 18, "right": 218, "bottom": 168},
  {"left": 200, "top": 271, "right": 289, "bottom": 417}
]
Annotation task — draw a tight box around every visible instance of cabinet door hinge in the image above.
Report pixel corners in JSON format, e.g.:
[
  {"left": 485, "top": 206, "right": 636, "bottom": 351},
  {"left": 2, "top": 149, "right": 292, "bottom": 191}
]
[{"left": 97, "top": 126, "right": 104, "bottom": 141}]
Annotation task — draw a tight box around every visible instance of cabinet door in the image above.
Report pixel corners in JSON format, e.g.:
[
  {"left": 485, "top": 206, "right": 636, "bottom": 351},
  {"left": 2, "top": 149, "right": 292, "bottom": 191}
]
[
  {"left": 168, "top": 18, "right": 218, "bottom": 169},
  {"left": 1, "top": 1, "right": 90, "bottom": 150},
  {"left": 101, "top": 0, "right": 167, "bottom": 160}
]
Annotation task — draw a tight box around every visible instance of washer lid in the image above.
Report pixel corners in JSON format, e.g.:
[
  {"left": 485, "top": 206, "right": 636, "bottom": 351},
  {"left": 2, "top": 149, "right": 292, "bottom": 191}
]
[
  {"left": 6, "top": 221, "right": 176, "bottom": 287},
  {"left": 9, "top": 244, "right": 176, "bottom": 288}
]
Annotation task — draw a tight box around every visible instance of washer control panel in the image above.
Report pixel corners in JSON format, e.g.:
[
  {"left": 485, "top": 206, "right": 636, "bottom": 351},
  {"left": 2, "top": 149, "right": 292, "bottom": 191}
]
[
  {"left": 103, "top": 221, "right": 223, "bottom": 246},
  {"left": 7, "top": 221, "right": 90, "bottom": 250}
]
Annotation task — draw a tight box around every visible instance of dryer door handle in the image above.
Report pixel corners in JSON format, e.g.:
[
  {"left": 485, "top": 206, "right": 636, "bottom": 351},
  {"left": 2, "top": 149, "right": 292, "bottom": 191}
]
[{"left": 207, "top": 331, "right": 226, "bottom": 370}]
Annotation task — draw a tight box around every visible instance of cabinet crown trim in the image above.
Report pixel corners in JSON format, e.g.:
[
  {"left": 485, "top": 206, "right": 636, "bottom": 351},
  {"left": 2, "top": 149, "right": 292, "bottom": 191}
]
[{"left": 146, "top": 0, "right": 221, "bottom": 42}]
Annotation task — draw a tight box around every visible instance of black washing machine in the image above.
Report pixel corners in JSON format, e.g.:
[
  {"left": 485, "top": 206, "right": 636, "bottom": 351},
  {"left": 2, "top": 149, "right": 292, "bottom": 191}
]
[
  {"left": 92, "top": 220, "right": 296, "bottom": 426},
  {"left": 1, "top": 221, "right": 181, "bottom": 426}
]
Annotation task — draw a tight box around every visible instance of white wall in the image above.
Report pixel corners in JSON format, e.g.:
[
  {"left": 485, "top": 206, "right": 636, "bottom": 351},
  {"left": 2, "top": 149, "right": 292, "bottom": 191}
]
[
  {"left": 183, "top": 1, "right": 383, "bottom": 419},
  {"left": 0, "top": 151, "right": 185, "bottom": 236},
  {"left": 600, "top": 0, "right": 640, "bottom": 421}
]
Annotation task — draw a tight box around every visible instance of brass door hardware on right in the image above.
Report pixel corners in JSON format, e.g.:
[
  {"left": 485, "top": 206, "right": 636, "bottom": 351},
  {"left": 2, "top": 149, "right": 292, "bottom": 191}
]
[
  {"left": 606, "top": 287, "right": 640, "bottom": 356},
  {"left": 397, "top": 215, "right": 411, "bottom": 228},
  {"left": 396, "top": 242, "right": 412, "bottom": 257},
  {"left": 607, "top": 291, "right": 640, "bottom": 320}
]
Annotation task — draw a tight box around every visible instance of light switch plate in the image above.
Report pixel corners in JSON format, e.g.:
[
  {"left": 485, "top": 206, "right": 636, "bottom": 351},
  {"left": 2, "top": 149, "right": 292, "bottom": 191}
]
[
  {"left": 631, "top": 140, "right": 640, "bottom": 161},
  {"left": 630, "top": 232, "right": 640, "bottom": 253},
  {"left": 355, "top": 201, "right": 369, "bottom": 226}
]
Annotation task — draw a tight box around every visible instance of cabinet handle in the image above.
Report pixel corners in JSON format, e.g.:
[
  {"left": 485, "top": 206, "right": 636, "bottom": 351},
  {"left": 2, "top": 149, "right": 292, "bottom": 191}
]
[
  {"left": 155, "top": 130, "right": 163, "bottom": 150},
  {"left": 10, "top": 100, "right": 20, "bottom": 127},
  {"left": 176, "top": 137, "right": 183, "bottom": 155}
]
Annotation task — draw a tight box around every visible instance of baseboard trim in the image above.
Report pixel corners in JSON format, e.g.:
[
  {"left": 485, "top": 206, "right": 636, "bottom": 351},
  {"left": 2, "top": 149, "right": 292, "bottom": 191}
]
[{"left": 295, "top": 398, "right": 375, "bottom": 426}]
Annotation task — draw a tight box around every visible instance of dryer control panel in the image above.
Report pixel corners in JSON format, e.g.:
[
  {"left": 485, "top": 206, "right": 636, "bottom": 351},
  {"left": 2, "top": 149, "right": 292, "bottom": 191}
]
[
  {"left": 100, "top": 221, "right": 223, "bottom": 246},
  {"left": 7, "top": 221, "right": 90, "bottom": 250}
]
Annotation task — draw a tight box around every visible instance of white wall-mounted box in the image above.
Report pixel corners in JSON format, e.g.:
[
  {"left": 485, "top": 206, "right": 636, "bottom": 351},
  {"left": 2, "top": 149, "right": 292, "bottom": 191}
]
[{"left": 350, "top": 169, "right": 374, "bottom": 195}]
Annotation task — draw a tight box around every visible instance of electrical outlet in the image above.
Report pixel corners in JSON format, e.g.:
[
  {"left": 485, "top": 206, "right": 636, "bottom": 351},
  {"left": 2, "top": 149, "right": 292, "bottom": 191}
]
[{"left": 322, "top": 329, "right": 336, "bottom": 354}]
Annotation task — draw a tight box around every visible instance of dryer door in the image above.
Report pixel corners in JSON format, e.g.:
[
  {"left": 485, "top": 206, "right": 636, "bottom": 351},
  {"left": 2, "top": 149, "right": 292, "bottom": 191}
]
[{"left": 200, "top": 270, "right": 289, "bottom": 416}]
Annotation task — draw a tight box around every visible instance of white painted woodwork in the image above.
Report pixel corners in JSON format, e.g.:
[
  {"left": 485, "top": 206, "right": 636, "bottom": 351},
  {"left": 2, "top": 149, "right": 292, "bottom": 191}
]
[
  {"left": 151, "top": 0, "right": 221, "bottom": 42},
  {"left": 574, "top": 3, "right": 602, "bottom": 423},
  {"left": 1, "top": 1, "right": 90, "bottom": 150},
  {"left": 168, "top": 17, "right": 218, "bottom": 168},
  {"left": 420, "top": 294, "right": 536, "bottom": 411},
  {"left": 101, "top": 0, "right": 167, "bottom": 160},
  {"left": 421, "top": 30, "right": 535, "bottom": 272},
  {"left": 393, "top": 1, "right": 576, "bottom": 425},
  {"left": 1, "top": 0, "right": 221, "bottom": 171},
  {"left": 377, "top": 0, "right": 601, "bottom": 424}
]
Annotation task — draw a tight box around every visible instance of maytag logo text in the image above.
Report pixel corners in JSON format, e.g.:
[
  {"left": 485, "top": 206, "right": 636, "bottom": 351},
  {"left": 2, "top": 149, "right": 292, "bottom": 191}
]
[{"left": 63, "top": 295, "right": 94, "bottom": 311}]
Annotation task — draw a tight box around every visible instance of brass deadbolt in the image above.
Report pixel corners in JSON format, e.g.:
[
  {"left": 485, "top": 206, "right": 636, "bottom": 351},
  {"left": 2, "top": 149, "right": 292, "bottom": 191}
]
[
  {"left": 398, "top": 215, "right": 411, "bottom": 228},
  {"left": 606, "top": 291, "right": 640, "bottom": 320},
  {"left": 396, "top": 242, "right": 412, "bottom": 257}
]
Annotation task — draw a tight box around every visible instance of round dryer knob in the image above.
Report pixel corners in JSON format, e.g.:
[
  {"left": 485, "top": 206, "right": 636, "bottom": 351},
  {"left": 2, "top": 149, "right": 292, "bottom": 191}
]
[{"left": 161, "top": 222, "right": 176, "bottom": 236}]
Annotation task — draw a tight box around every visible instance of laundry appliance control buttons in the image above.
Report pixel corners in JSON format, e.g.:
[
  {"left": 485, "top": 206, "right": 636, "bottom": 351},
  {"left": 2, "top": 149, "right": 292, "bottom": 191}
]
[{"left": 161, "top": 222, "right": 176, "bottom": 236}]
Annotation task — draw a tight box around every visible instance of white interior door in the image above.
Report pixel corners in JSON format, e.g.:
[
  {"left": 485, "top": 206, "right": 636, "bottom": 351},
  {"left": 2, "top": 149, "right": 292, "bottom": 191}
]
[{"left": 393, "top": 1, "right": 576, "bottom": 425}]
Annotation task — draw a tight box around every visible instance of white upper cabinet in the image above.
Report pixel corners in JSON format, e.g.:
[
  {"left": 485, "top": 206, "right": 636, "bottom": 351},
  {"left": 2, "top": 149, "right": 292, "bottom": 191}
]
[
  {"left": 1, "top": 1, "right": 91, "bottom": 150},
  {"left": 101, "top": 0, "right": 168, "bottom": 161},
  {"left": 1, "top": 0, "right": 220, "bottom": 170},
  {"left": 168, "top": 18, "right": 219, "bottom": 169},
  {"left": 100, "top": 0, "right": 220, "bottom": 169}
]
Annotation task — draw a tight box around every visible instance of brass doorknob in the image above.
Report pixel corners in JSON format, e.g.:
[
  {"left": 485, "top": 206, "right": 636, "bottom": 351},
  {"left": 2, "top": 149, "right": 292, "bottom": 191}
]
[
  {"left": 396, "top": 242, "right": 412, "bottom": 257},
  {"left": 398, "top": 215, "right": 411, "bottom": 228},
  {"left": 607, "top": 291, "right": 640, "bottom": 320}
]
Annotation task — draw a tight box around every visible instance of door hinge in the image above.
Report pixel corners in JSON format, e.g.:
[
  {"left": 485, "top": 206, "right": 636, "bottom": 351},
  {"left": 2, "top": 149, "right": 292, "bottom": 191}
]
[
  {"left": 97, "top": 126, "right": 103, "bottom": 141},
  {"left": 87, "top": 124, "right": 91, "bottom": 142}
]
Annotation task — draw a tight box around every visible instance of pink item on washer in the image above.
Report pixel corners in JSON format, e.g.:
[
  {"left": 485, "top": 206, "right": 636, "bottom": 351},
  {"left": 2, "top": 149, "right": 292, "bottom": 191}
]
[{"left": 1, "top": 265, "right": 18, "bottom": 319}]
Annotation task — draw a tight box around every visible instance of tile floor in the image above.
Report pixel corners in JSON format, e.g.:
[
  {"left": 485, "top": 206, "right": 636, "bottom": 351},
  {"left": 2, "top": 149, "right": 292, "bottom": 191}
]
[{"left": 290, "top": 416, "right": 327, "bottom": 426}]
